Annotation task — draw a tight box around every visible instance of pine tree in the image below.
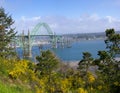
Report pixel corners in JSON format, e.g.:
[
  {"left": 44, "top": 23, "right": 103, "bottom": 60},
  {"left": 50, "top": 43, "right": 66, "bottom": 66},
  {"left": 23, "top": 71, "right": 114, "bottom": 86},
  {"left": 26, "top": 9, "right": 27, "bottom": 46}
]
[
  {"left": 78, "top": 52, "right": 93, "bottom": 74},
  {"left": 94, "top": 29, "right": 120, "bottom": 93},
  {"left": 105, "top": 28, "right": 120, "bottom": 57},
  {"left": 35, "top": 50, "right": 60, "bottom": 75},
  {"left": 0, "top": 7, "right": 16, "bottom": 58}
]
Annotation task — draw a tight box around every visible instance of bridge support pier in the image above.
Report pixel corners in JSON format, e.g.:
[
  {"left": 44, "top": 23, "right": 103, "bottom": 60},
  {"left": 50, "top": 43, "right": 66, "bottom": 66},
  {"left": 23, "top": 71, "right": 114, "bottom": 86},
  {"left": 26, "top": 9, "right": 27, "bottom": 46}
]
[
  {"left": 28, "top": 30, "right": 32, "bottom": 58},
  {"left": 22, "top": 30, "right": 32, "bottom": 59}
]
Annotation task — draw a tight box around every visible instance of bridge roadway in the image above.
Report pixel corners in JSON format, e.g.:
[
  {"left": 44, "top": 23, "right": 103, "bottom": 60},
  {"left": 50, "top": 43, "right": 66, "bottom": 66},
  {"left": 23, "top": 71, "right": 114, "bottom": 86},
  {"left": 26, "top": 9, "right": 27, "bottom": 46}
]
[
  {"left": 13, "top": 40, "right": 50, "bottom": 48},
  {"left": 32, "top": 40, "right": 50, "bottom": 46},
  {"left": 16, "top": 34, "right": 62, "bottom": 37}
]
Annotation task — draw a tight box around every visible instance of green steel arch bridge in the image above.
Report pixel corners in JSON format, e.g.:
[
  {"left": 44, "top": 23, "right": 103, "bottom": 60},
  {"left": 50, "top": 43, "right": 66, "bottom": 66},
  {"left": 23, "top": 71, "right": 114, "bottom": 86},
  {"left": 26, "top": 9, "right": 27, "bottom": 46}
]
[{"left": 15, "top": 22, "right": 64, "bottom": 58}]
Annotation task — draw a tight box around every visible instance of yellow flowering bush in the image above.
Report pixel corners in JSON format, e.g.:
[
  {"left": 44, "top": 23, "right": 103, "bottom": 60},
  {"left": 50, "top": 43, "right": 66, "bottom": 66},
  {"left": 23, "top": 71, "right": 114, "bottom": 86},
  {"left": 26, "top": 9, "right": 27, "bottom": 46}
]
[
  {"left": 97, "top": 85, "right": 102, "bottom": 90},
  {"left": 61, "top": 78, "right": 72, "bottom": 92},
  {"left": 78, "top": 88, "right": 88, "bottom": 93},
  {"left": 9, "top": 60, "right": 30, "bottom": 79},
  {"left": 87, "top": 72, "right": 95, "bottom": 83},
  {"left": 114, "top": 81, "right": 120, "bottom": 86},
  {"left": 36, "top": 88, "right": 44, "bottom": 93},
  {"left": 0, "top": 58, "right": 17, "bottom": 75}
]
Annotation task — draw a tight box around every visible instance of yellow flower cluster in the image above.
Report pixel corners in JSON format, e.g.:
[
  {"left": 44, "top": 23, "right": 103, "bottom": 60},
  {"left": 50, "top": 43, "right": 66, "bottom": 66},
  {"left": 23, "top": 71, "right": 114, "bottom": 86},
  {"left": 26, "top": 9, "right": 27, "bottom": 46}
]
[
  {"left": 87, "top": 72, "right": 95, "bottom": 83},
  {"left": 97, "top": 85, "right": 102, "bottom": 90},
  {"left": 9, "top": 60, "right": 29, "bottom": 79},
  {"left": 78, "top": 88, "right": 88, "bottom": 93},
  {"left": 114, "top": 81, "right": 120, "bottom": 86},
  {"left": 61, "top": 78, "right": 72, "bottom": 93}
]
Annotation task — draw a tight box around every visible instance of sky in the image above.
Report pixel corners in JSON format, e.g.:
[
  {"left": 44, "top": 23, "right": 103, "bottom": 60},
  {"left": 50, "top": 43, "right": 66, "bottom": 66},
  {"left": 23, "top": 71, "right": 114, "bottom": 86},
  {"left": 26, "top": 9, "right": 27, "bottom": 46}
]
[{"left": 0, "top": 0, "right": 120, "bottom": 34}]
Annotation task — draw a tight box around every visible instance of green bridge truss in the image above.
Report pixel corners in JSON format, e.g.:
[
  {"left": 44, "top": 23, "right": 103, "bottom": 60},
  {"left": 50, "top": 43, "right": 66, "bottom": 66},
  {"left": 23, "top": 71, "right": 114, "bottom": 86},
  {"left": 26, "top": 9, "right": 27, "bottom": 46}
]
[
  {"left": 30, "top": 22, "right": 58, "bottom": 48},
  {"left": 16, "top": 22, "right": 63, "bottom": 48},
  {"left": 14, "top": 22, "right": 64, "bottom": 58}
]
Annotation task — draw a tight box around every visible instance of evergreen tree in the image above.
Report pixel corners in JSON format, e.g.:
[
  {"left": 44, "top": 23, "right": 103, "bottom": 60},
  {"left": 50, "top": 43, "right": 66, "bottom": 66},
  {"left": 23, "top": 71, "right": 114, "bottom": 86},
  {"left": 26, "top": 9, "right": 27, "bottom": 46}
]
[
  {"left": 0, "top": 7, "right": 16, "bottom": 58},
  {"left": 94, "top": 29, "right": 120, "bottom": 93},
  {"left": 78, "top": 52, "right": 94, "bottom": 89},
  {"left": 78, "top": 52, "right": 93, "bottom": 74},
  {"left": 35, "top": 50, "right": 60, "bottom": 75},
  {"left": 105, "top": 28, "right": 120, "bottom": 57}
]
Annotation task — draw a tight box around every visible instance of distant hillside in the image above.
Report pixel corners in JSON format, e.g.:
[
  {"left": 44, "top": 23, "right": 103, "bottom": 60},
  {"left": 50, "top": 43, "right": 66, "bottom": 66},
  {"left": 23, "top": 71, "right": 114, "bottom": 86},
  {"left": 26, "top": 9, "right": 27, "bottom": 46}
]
[{"left": 63, "top": 31, "right": 120, "bottom": 40}]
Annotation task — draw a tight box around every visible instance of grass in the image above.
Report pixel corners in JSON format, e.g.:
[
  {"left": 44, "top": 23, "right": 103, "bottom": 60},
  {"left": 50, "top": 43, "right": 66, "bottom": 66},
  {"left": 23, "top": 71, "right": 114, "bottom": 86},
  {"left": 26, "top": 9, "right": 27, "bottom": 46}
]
[{"left": 0, "top": 80, "right": 33, "bottom": 93}]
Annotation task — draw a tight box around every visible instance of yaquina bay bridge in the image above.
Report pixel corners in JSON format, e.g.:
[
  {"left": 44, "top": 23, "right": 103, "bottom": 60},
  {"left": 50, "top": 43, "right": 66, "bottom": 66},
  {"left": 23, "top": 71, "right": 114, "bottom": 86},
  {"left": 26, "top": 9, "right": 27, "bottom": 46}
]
[{"left": 14, "top": 22, "right": 69, "bottom": 59}]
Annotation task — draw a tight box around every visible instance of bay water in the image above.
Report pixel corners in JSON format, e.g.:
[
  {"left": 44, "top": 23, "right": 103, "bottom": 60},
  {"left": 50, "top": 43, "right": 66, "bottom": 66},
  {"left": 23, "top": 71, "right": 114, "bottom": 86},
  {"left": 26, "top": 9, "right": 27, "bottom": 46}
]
[{"left": 16, "top": 39, "right": 106, "bottom": 62}]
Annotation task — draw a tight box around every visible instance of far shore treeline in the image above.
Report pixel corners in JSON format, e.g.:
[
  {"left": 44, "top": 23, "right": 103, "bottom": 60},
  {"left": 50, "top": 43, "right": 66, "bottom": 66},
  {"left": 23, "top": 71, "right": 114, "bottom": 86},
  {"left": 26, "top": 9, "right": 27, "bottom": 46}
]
[{"left": 0, "top": 7, "right": 120, "bottom": 93}]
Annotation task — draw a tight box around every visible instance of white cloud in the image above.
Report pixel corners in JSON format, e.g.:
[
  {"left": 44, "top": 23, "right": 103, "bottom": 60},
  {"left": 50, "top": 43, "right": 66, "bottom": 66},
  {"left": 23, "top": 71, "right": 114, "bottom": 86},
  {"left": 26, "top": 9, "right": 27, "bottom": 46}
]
[
  {"left": 106, "top": 16, "right": 115, "bottom": 23},
  {"left": 21, "top": 16, "right": 41, "bottom": 21},
  {"left": 14, "top": 15, "right": 120, "bottom": 35}
]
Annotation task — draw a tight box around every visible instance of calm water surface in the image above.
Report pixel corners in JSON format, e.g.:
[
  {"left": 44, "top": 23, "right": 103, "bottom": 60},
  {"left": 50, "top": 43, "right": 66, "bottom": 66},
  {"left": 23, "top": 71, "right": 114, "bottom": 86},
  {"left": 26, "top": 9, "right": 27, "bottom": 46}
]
[{"left": 16, "top": 40, "right": 106, "bottom": 61}]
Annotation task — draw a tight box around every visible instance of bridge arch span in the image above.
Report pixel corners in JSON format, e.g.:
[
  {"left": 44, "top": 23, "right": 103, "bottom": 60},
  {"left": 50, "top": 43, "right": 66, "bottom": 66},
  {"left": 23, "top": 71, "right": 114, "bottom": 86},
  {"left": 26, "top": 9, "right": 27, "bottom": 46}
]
[
  {"left": 30, "top": 22, "right": 54, "bottom": 36},
  {"left": 30, "top": 22, "right": 57, "bottom": 48}
]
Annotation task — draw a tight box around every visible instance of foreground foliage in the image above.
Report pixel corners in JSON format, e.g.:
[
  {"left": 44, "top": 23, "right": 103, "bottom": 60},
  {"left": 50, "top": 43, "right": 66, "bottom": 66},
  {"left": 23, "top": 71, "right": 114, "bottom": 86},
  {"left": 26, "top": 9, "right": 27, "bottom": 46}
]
[
  {"left": 0, "top": 48, "right": 119, "bottom": 93},
  {"left": 0, "top": 80, "right": 33, "bottom": 93}
]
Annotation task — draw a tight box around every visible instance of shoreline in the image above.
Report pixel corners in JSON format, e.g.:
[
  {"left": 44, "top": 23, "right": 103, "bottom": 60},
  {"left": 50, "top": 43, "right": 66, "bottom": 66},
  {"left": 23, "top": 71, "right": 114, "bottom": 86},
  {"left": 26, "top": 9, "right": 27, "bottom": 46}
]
[
  {"left": 63, "top": 57, "right": 120, "bottom": 69},
  {"left": 63, "top": 61, "right": 79, "bottom": 69}
]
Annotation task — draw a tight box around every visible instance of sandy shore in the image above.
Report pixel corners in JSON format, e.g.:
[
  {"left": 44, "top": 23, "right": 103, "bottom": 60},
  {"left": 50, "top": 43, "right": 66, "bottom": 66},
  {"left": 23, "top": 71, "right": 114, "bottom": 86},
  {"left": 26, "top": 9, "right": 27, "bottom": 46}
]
[
  {"left": 115, "top": 57, "right": 120, "bottom": 61},
  {"left": 63, "top": 61, "right": 79, "bottom": 69},
  {"left": 63, "top": 57, "right": 120, "bottom": 69}
]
